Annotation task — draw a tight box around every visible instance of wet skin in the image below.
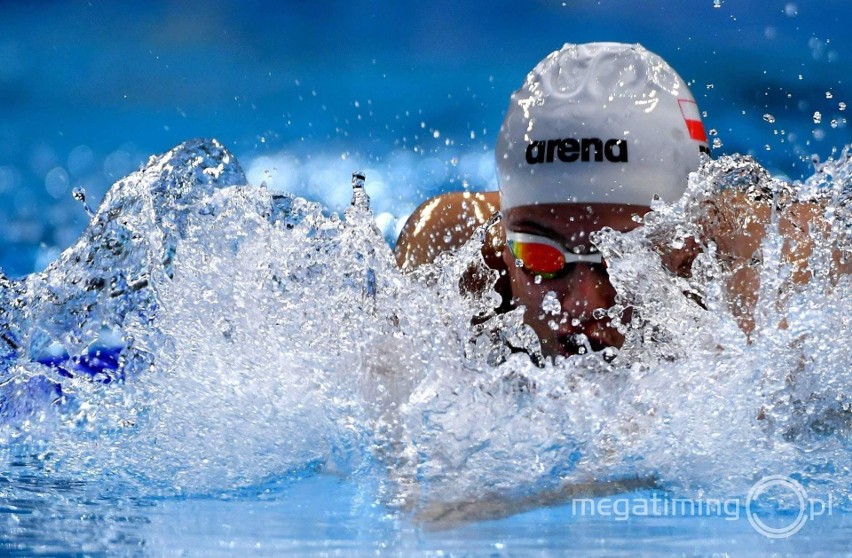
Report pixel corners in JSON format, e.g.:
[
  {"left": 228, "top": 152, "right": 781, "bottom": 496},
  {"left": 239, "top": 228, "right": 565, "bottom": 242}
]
[
  {"left": 501, "top": 203, "right": 649, "bottom": 358},
  {"left": 396, "top": 189, "right": 851, "bottom": 360}
]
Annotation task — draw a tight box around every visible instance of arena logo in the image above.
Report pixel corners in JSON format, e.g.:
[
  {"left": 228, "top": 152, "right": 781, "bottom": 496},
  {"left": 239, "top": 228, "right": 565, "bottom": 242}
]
[{"left": 525, "top": 138, "right": 628, "bottom": 165}]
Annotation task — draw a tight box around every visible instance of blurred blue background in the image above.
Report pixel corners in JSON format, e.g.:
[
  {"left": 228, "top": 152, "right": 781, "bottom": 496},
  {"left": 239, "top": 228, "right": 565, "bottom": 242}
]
[{"left": 1, "top": 0, "right": 849, "bottom": 277}]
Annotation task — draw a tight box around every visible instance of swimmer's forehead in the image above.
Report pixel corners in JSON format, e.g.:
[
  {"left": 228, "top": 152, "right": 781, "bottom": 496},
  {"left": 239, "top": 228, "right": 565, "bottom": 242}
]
[{"left": 504, "top": 203, "right": 648, "bottom": 248}]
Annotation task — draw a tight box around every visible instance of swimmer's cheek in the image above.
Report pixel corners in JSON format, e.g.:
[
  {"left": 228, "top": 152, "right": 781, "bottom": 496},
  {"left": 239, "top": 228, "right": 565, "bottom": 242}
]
[{"left": 656, "top": 236, "right": 701, "bottom": 278}]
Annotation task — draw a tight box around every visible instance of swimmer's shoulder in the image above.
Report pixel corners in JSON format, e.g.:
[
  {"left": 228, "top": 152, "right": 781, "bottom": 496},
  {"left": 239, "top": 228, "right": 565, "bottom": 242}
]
[{"left": 394, "top": 191, "right": 502, "bottom": 271}]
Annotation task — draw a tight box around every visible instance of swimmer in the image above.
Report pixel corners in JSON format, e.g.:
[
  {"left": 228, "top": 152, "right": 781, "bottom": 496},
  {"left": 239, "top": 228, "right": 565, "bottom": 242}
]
[
  {"left": 396, "top": 41, "right": 852, "bottom": 360},
  {"left": 395, "top": 42, "right": 710, "bottom": 359}
]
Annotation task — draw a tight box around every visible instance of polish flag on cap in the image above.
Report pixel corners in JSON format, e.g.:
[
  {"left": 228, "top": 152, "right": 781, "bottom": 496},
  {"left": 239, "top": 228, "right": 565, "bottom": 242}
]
[{"left": 678, "top": 99, "right": 708, "bottom": 143}]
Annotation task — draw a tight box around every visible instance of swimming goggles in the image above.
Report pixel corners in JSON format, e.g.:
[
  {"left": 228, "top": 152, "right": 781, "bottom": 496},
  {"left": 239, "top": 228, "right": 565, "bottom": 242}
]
[{"left": 506, "top": 231, "right": 604, "bottom": 279}]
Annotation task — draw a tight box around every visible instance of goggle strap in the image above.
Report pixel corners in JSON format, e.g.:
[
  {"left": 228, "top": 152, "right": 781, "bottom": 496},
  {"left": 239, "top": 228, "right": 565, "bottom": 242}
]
[{"left": 563, "top": 252, "right": 604, "bottom": 265}]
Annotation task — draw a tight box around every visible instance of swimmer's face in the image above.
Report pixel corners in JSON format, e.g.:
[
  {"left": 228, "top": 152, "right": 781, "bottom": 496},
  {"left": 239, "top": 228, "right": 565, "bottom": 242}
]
[{"left": 501, "top": 203, "right": 649, "bottom": 359}]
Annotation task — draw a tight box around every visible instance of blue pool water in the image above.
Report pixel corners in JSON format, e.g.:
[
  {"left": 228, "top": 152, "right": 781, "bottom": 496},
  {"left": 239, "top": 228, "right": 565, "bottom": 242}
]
[
  {"left": 4, "top": 474, "right": 851, "bottom": 556},
  {"left": 2, "top": 1, "right": 852, "bottom": 555},
  {"left": 1, "top": 0, "right": 850, "bottom": 277}
]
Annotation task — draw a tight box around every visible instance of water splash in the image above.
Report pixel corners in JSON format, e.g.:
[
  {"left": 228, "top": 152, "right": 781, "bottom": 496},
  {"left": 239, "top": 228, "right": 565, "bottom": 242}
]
[{"left": 2, "top": 139, "right": 851, "bottom": 521}]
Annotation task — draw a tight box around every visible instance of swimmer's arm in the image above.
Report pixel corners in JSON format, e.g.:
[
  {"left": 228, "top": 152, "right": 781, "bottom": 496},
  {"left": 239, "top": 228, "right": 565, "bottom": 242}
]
[
  {"left": 697, "top": 190, "right": 852, "bottom": 333},
  {"left": 394, "top": 191, "right": 501, "bottom": 271},
  {"left": 701, "top": 189, "right": 852, "bottom": 280}
]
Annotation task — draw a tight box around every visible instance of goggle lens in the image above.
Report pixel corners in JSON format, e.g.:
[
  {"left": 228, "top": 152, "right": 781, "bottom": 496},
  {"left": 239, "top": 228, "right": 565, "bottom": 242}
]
[
  {"left": 509, "top": 240, "right": 565, "bottom": 275},
  {"left": 507, "top": 232, "right": 604, "bottom": 279}
]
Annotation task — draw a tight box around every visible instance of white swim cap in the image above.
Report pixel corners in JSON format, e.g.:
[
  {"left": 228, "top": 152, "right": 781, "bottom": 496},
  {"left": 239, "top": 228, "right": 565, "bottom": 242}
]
[{"left": 497, "top": 42, "right": 709, "bottom": 210}]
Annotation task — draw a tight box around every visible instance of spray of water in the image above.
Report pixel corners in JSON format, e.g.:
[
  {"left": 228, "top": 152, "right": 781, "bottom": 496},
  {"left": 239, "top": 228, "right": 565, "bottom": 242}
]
[{"left": 1, "top": 139, "right": 850, "bottom": 520}]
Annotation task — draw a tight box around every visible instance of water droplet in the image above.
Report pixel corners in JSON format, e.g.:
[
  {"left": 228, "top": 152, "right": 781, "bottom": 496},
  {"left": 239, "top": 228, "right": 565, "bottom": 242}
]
[
  {"left": 71, "top": 186, "right": 86, "bottom": 203},
  {"left": 709, "top": 128, "right": 718, "bottom": 136},
  {"left": 72, "top": 186, "right": 95, "bottom": 217},
  {"left": 763, "top": 114, "right": 776, "bottom": 123},
  {"left": 534, "top": 275, "right": 542, "bottom": 285},
  {"left": 784, "top": 2, "right": 798, "bottom": 16},
  {"left": 712, "top": 138, "right": 723, "bottom": 149},
  {"left": 432, "top": 130, "right": 440, "bottom": 139},
  {"left": 706, "top": 84, "right": 714, "bottom": 90},
  {"left": 542, "top": 291, "right": 561, "bottom": 316},
  {"left": 826, "top": 91, "right": 834, "bottom": 99},
  {"left": 592, "top": 308, "right": 607, "bottom": 320},
  {"left": 839, "top": 102, "right": 847, "bottom": 111},
  {"left": 813, "top": 111, "right": 822, "bottom": 124},
  {"left": 712, "top": 0, "right": 722, "bottom": 7}
]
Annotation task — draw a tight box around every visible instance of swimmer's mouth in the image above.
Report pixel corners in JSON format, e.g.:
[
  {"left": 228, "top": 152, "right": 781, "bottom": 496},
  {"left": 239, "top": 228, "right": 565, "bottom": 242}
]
[{"left": 556, "top": 334, "right": 610, "bottom": 356}]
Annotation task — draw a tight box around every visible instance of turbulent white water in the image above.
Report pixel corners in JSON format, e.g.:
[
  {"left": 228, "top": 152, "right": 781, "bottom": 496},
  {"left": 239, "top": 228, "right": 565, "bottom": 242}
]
[{"left": 1, "top": 139, "right": 851, "bottom": 520}]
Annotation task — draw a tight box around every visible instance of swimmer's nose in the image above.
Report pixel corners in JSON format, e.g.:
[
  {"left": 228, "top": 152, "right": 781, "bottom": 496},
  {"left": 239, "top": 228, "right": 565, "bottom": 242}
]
[
  {"left": 556, "top": 264, "right": 624, "bottom": 352},
  {"left": 559, "top": 264, "right": 616, "bottom": 322}
]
